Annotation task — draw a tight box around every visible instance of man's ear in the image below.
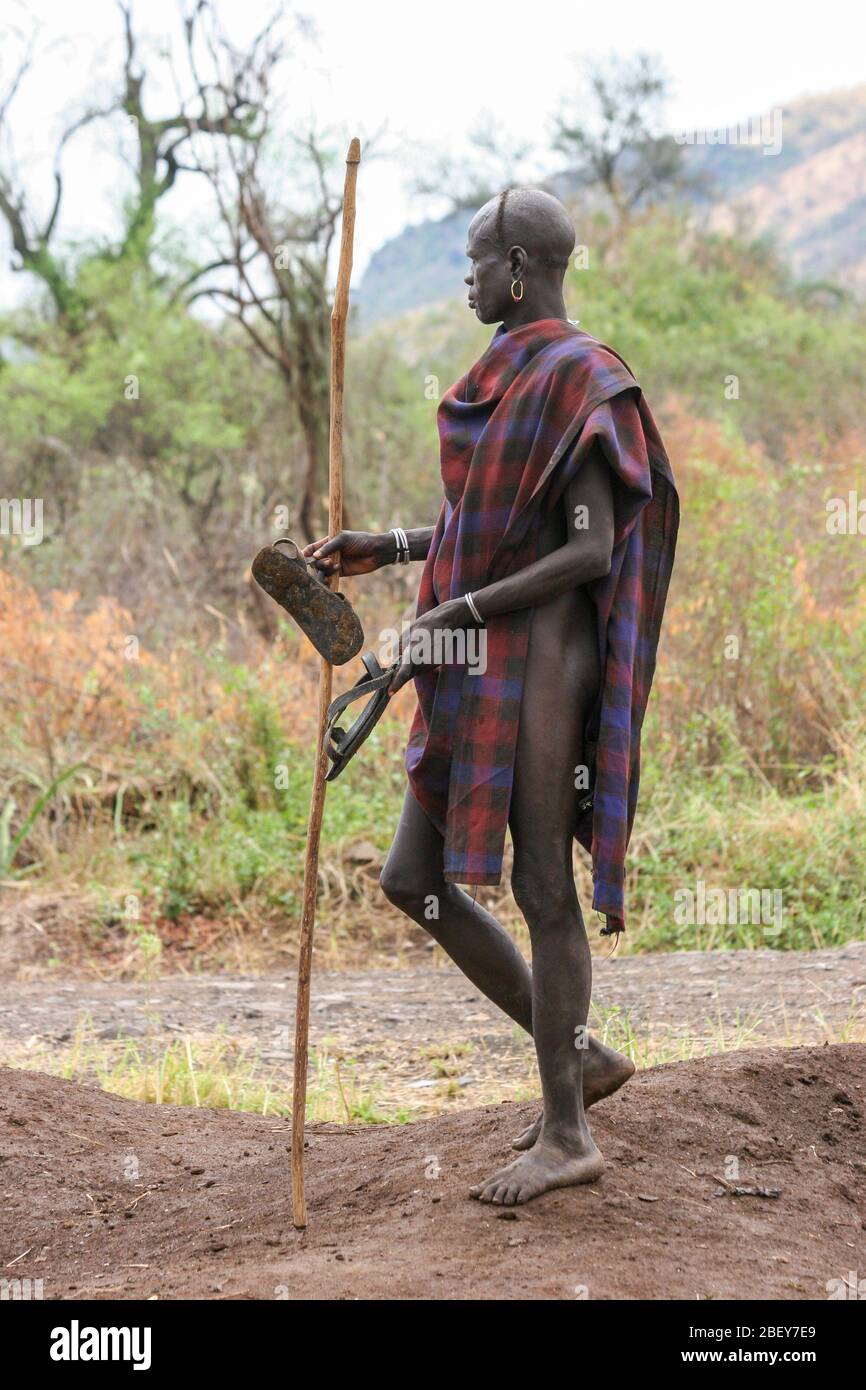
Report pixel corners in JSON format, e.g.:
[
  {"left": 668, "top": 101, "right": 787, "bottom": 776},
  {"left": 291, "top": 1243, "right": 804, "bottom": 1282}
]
[{"left": 508, "top": 245, "right": 528, "bottom": 278}]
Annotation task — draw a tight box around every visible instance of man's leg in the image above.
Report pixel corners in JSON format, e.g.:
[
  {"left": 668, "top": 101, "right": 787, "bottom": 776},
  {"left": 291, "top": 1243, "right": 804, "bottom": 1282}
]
[
  {"left": 469, "top": 851, "right": 603, "bottom": 1200},
  {"left": 381, "top": 787, "right": 536, "bottom": 1032},
  {"left": 382, "top": 789, "right": 632, "bottom": 1123},
  {"left": 470, "top": 597, "right": 606, "bottom": 1203}
]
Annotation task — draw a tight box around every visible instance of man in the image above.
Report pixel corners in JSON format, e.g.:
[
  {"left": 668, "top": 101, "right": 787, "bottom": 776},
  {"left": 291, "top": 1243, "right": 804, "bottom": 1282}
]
[{"left": 306, "top": 187, "right": 678, "bottom": 1204}]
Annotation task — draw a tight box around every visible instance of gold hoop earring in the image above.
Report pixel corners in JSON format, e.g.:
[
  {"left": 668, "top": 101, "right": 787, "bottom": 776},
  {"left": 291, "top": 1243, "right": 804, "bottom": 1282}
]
[{"left": 510, "top": 279, "right": 524, "bottom": 302}]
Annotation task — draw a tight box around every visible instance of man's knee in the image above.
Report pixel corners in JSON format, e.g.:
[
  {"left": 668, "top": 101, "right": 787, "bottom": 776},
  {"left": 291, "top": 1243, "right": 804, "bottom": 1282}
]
[
  {"left": 511, "top": 859, "right": 577, "bottom": 930},
  {"left": 380, "top": 858, "right": 442, "bottom": 918}
]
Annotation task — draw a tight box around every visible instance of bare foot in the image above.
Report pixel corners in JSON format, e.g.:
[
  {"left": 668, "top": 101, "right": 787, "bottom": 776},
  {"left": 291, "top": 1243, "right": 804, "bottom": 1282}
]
[
  {"left": 512, "top": 1043, "right": 634, "bottom": 1151},
  {"left": 470, "top": 1137, "right": 604, "bottom": 1205}
]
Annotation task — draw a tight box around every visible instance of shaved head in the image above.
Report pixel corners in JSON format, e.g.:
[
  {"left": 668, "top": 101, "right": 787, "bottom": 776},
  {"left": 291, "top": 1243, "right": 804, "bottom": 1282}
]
[
  {"left": 464, "top": 186, "right": 576, "bottom": 326},
  {"left": 472, "top": 187, "right": 576, "bottom": 270}
]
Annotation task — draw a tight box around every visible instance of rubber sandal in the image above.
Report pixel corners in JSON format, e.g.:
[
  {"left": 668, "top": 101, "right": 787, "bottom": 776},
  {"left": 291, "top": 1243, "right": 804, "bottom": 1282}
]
[
  {"left": 251, "top": 537, "right": 364, "bottom": 666},
  {"left": 324, "top": 652, "right": 397, "bottom": 782}
]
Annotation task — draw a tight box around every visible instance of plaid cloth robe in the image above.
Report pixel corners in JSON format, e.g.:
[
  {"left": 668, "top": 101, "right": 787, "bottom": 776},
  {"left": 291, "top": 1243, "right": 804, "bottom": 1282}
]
[{"left": 405, "top": 318, "right": 678, "bottom": 933}]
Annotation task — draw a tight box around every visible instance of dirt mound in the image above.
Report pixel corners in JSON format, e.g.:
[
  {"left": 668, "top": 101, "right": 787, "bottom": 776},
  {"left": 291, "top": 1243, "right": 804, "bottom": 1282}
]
[{"left": 1, "top": 1045, "right": 863, "bottom": 1300}]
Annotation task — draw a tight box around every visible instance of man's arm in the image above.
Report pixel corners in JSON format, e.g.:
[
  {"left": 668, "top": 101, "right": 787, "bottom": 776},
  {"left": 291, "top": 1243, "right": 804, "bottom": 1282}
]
[
  {"left": 387, "top": 452, "right": 615, "bottom": 693},
  {"left": 404, "top": 527, "right": 436, "bottom": 562},
  {"left": 450, "top": 449, "right": 615, "bottom": 624}
]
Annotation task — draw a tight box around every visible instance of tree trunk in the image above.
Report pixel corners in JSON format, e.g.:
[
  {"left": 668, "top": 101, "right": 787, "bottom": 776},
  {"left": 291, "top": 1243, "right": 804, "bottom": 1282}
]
[{"left": 296, "top": 392, "right": 328, "bottom": 542}]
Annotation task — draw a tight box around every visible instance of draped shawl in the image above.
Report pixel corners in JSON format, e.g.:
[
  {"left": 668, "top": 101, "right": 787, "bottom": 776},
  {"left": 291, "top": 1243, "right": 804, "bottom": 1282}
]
[{"left": 405, "top": 318, "right": 678, "bottom": 932}]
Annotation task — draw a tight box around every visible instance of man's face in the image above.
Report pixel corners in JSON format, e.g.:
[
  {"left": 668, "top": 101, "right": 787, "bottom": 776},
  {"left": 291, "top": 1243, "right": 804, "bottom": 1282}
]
[{"left": 464, "top": 215, "right": 512, "bottom": 325}]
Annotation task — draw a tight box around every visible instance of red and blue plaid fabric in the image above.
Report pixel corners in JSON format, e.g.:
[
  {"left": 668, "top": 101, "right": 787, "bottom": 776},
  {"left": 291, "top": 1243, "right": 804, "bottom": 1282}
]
[{"left": 405, "top": 318, "right": 678, "bottom": 933}]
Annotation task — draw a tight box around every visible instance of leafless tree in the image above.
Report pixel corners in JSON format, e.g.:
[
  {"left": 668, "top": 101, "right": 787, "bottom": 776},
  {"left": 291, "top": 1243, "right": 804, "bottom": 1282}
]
[
  {"left": 408, "top": 113, "right": 537, "bottom": 212},
  {"left": 0, "top": 0, "right": 277, "bottom": 329},
  {"left": 552, "top": 52, "right": 690, "bottom": 223},
  {"left": 187, "top": 94, "right": 352, "bottom": 540}
]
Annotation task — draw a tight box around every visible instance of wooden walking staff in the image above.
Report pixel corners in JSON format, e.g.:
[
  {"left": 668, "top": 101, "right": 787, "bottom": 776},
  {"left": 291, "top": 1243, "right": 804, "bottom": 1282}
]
[{"left": 292, "top": 137, "right": 361, "bottom": 1230}]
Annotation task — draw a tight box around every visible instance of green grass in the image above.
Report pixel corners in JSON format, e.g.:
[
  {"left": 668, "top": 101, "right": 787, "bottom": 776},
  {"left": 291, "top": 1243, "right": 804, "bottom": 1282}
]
[{"left": 625, "top": 736, "right": 866, "bottom": 952}]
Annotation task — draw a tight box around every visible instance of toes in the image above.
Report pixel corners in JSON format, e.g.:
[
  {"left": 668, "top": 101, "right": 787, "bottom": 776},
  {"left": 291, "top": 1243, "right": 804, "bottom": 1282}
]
[
  {"left": 513, "top": 1181, "right": 536, "bottom": 1204},
  {"left": 472, "top": 1150, "right": 548, "bottom": 1204},
  {"left": 472, "top": 1165, "right": 518, "bottom": 1203},
  {"left": 512, "top": 1118, "right": 542, "bottom": 1152}
]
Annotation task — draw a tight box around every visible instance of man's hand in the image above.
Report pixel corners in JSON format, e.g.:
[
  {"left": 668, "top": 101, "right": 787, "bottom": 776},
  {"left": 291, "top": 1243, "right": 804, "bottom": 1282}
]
[
  {"left": 388, "top": 599, "right": 469, "bottom": 693},
  {"left": 303, "top": 530, "right": 395, "bottom": 577}
]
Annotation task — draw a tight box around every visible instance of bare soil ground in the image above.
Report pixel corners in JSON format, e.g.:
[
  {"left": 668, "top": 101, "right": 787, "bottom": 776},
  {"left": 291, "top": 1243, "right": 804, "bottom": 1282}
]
[{"left": 1, "top": 1045, "right": 863, "bottom": 1300}]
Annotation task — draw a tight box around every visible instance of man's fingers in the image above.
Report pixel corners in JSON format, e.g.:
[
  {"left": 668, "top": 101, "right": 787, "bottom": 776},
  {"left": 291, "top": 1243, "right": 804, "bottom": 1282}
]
[
  {"left": 314, "top": 534, "right": 344, "bottom": 557},
  {"left": 303, "top": 534, "right": 344, "bottom": 573},
  {"left": 389, "top": 657, "right": 414, "bottom": 694}
]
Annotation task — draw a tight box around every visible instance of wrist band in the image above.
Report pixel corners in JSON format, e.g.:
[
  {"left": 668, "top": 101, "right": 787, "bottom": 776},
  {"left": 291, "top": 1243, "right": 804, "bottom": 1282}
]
[
  {"left": 465, "top": 591, "right": 484, "bottom": 624},
  {"left": 390, "top": 527, "right": 410, "bottom": 564}
]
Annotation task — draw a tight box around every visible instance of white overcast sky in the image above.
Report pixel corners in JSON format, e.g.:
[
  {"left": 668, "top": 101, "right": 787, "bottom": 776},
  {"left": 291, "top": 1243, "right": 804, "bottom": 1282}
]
[{"left": 1, "top": 0, "right": 864, "bottom": 304}]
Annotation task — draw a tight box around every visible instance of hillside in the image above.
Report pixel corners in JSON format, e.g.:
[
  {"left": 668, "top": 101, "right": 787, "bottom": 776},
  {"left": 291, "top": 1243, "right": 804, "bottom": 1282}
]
[{"left": 357, "top": 85, "right": 866, "bottom": 324}]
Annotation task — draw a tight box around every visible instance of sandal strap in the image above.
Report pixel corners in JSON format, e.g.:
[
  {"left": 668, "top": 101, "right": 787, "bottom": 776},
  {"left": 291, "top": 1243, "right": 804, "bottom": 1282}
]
[
  {"left": 324, "top": 654, "right": 396, "bottom": 767},
  {"left": 272, "top": 537, "right": 302, "bottom": 559},
  {"left": 326, "top": 655, "right": 391, "bottom": 723}
]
